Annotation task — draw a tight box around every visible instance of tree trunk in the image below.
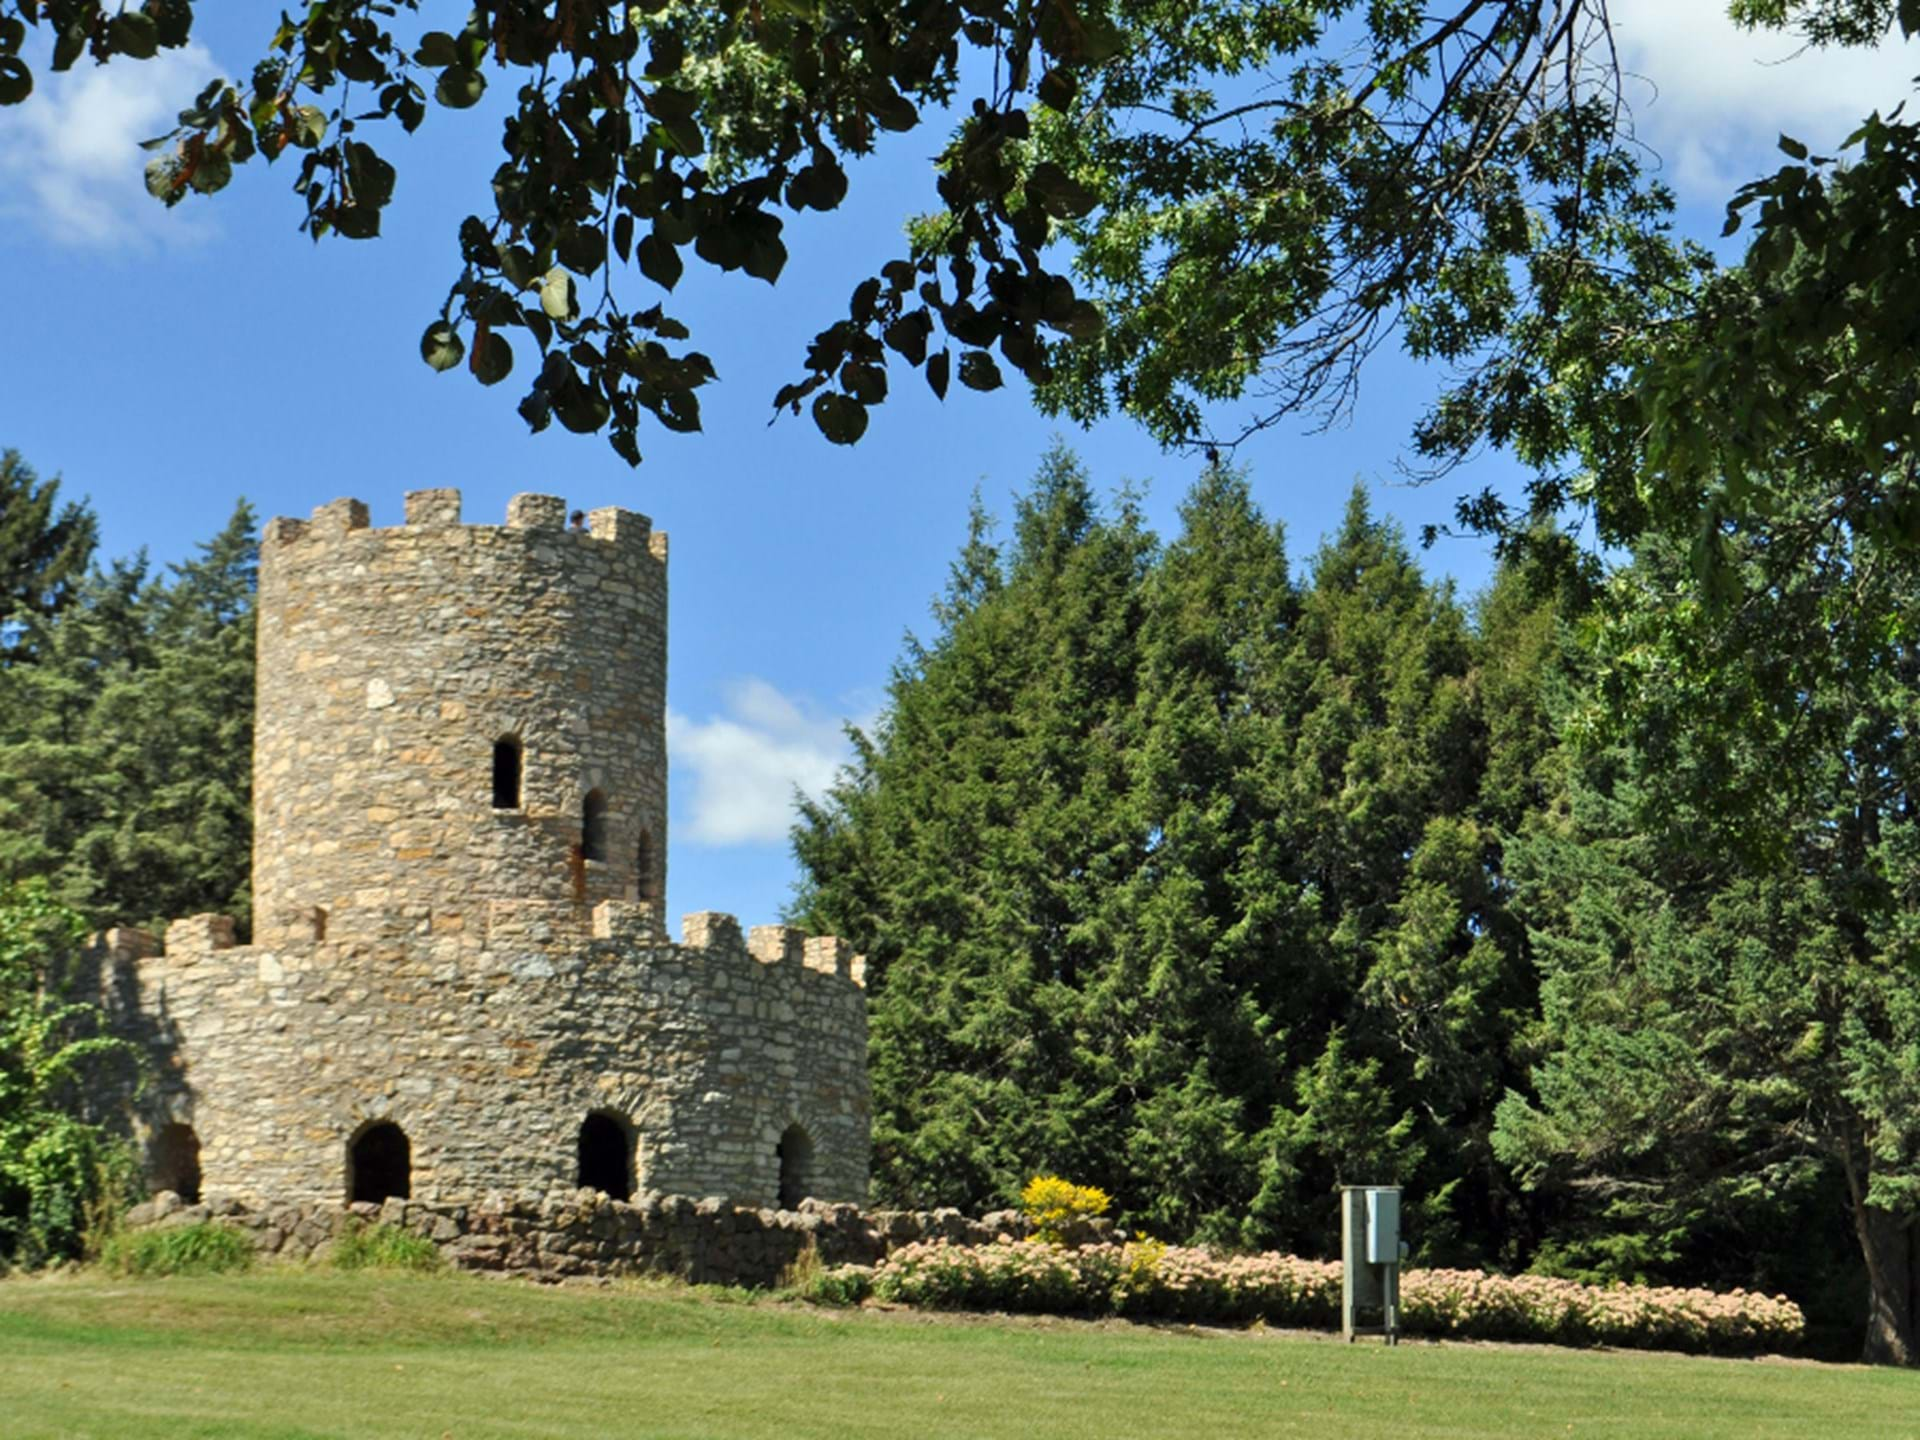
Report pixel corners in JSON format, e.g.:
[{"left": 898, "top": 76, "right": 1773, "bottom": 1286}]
[{"left": 1853, "top": 1200, "right": 1918, "bottom": 1366}]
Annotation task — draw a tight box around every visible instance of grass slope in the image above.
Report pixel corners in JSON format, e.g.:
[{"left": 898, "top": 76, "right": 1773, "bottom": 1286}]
[{"left": 0, "top": 1270, "right": 1913, "bottom": 1440}]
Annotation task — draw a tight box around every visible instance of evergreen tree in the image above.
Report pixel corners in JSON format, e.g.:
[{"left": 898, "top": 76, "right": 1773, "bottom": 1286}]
[
  {"left": 0, "top": 503, "right": 256, "bottom": 931},
  {"left": 1238, "top": 488, "right": 1539, "bottom": 1258},
  {"left": 1496, "top": 522, "right": 1920, "bottom": 1365},
  {"left": 0, "top": 452, "right": 97, "bottom": 661},
  {"left": 1086, "top": 463, "right": 1299, "bottom": 1244},
  {"left": 795, "top": 455, "right": 1565, "bottom": 1260},
  {"left": 794, "top": 444, "right": 1154, "bottom": 1209}
]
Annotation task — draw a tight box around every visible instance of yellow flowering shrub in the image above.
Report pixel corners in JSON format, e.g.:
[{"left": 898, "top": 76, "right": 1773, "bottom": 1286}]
[{"left": 1019, "top": 1175, "right": 1112, "bottom": 1246}]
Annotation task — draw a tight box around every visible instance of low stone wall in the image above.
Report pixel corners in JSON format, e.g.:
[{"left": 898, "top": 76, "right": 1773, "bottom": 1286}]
[{"left": 122, "top": 1191, "right": 1084, "bottom": 1287}]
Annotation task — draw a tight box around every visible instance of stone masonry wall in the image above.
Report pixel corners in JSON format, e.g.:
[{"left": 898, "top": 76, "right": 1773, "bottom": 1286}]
[
  {"left": 125, "top": 1190, "right": 1039, "bottom": 1288},
  {"left": 104, "top": 903, "right": 868, "bottom": 1210}
]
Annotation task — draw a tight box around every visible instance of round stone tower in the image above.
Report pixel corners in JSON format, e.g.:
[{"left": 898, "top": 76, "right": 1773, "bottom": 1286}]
[{"left": 251, "top": 489, "right": 668, "bottom": 940}]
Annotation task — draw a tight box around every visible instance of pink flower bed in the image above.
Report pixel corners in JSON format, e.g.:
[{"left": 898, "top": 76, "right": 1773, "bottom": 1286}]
[{"left": 828, "top": 1239, "right": 1804, "bottom": 1355}]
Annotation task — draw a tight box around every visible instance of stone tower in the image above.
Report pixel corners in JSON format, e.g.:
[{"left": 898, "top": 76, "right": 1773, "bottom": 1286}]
[
  {"left": 103, "top": 491, "right": 870, "bottom": 1213},
  {"left": 251, "top": 490, "right": 667, "bottom": 939}
]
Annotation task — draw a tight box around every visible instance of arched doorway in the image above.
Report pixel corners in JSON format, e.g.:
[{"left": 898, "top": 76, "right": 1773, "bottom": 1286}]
[
  {"left": 149, "top": 1123, "right": 202, "bottom": 1203},
  {"left": 576, "top": 1113, "right": 633, "bottom": 1201},
  {"left": 346, "top": 1121, "right": 411, "bottom": 1204},
  {"left": 776, "top": 1124, "right": 813, "bottom": 1210}
]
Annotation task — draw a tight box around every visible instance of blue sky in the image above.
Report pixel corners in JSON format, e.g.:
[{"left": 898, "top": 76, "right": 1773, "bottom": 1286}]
[{"left": 1, "top": 4, "right": 1912, "bottom": 931}]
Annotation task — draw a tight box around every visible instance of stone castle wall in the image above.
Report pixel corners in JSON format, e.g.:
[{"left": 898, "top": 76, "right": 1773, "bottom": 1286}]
[
  {"left": 125, "top": 1190, "right": 1041, "bottom": 1288},
  {"left": 252, "top": 490, "right": 668, "bottom": 939},
  {"left": 105, "top": 903, "right": 868, "bottom": 1209}
]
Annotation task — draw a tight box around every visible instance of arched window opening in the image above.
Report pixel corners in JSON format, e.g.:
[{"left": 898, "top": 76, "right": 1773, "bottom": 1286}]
[
  {"left": 582, "top": 788, "right": 609, "bottom": 862},
  {"left": 635, "top": 828, "right": 655, "bottom": 904},
  {"left": 492, "top": 736, "right": 523, "bottom": 809},
  {"left": 776, "top": 1123, "right": 814, "bottom": 1210},
  {"left": 149, "top": 1123, "right": 202, "bottom": 1203},
  {"left": 347, "top": 1121, "right": 411, "bottom": 1205},
  {"left": 577, "top": 1112, "right": 633, "bottom": 1201}
]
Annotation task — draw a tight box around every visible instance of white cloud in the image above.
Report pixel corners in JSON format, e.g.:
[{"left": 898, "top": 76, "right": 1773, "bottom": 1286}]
[
  {"left": 1608, "top": 0, "right": 1918, "bottom": 197},
  {"left": 0, "top": 43, "right": 222, "bottom": 248},
  {"left": 668, "top": 678, "right": 872, "bottom": 846}
]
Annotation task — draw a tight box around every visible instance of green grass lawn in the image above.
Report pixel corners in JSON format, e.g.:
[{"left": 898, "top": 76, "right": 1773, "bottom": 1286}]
[{"left": 0, "top": 1269, "right": 1913, "bottom": 1440}]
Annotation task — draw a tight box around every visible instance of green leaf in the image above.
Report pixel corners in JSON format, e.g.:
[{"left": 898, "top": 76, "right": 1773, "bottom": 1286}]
[
  {"left": 330, "top": 201, "right": 381, "bottom": 239},
  {"left": 812, "top": 392, "right": 870, "bottom": 444},
  {"left": 291, "top": 106, "right": 328, "bottom": 148},
  {"left": 51, "top": 19, "right": 88, "bottom": 72},
  {"left": 958, "top": 350, "right": 1003, "bottom": 391},
  {"left": 107, "top": 11, "right": 160, "bottom": 60},
  {"left": 884, "top": 312, "right": 931, "bottom": 365},
  {"left": 540, "top": 269, "right": 577, "bottom": 321},
  {"left": 189, "top": 149, "right": 233, "bottom": 196},
  {"left": 926, "top": 350, "right": 950, "bottom": 400},
  {"left": 1051, "top": 300, "right": 1103, "bottom": 339},
  {"left": 143, "top": 156, "right": 178, "bottom": 203},
  {"left": 1036, "top": 66, "right": 1077, "bottom": 113},
  {"left": 555, "top": 384, "right": 610, "bottom": 433},
  {"left": 414, "top": 32, "right": 460, "bottom": 67},
  {"left": 557, "top": 224, "right": 608, "bottom": 277},
  {"left": 786, "top": 160, "right": 848, "bottom": 212},
  {"left": 743, "top": 234, "right": 788, "bottom": 284},
  {"left": 637, "top": 234, "right": 683, "bottom": 291},
  {"left": 472, "top": 331, "right": 513, "bottom": 385},
  {"left": 0, "top": 57, "right": 30, "bottom": 107},
  {"left": 841, "top": 361, "right": 887, "bottom": 404},
  {"left": 869, "top": 87, "right": 918, "bottom": 132},
  {"left": 1026, "top": 162, "right": 1099, "bottom": 220},
  {"left": 646, "top": 32, "right": 685, "bottom": 79},
  {"left": 1778, "top": 134, "right": 1808, "bottom": 161},
  {"left": 435, "top": 65, "right": 486, "bottom": 110},
  {"left": 420, "top": 321, "right": 465, "bottom": 373}
]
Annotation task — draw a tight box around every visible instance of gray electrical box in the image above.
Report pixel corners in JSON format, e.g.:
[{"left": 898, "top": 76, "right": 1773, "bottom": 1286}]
[
  {"left": 1341, "top": 1185, "right": 1403, "bottom": 1344},
  {"left": 1365, "top": 1187, "right": 1399, "bottom": 1264}
]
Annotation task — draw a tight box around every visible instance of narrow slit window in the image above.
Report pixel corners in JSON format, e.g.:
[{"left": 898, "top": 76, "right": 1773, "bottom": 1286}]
[
  {"left": 582, "top": 789, "right": 608, "bottom": 862},
  {"left": 635, "top": 828, "right": 654, "bottom": 904},
  {"left": 492, "top": 737, "right": 523, "bottom": 809}
]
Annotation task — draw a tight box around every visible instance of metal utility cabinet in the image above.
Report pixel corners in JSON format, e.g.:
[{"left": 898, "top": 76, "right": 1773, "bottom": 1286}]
[{"left": 1341, "top": 1185, "right": 1404, "bottom": 1344}]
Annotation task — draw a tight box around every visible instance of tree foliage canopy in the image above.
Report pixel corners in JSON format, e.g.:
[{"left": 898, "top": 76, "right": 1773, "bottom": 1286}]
[
  {"left": 0, "top": 495, "right": 256, "bottom": 933},
  {"left": 7, "top": 1, "right": 1912, "bottom": 579},
  {"left": 791, "top": 446, "right": 1569, "bottom": 1259},
  {"left": 1496, "top": 515, "right": 1920, "bottom": 1364},
  {"left": 0, "top": 881, "right": 136, "bottom": 1267},
  {"left": 0, "top": 451, "right": 97, "bottom": 661}
]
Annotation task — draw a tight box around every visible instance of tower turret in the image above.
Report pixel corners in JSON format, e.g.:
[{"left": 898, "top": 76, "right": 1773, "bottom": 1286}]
[{"left": 251, "top": 489, "right": 668, "bottom": 939}]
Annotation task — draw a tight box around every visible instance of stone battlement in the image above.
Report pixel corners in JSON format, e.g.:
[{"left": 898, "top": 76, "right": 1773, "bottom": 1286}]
[
  {"left": 137, "top": 905, "right": 867, "bottom": 993},
  {"left": 261, "top": 489, "right": 669, "bottom": 562}
]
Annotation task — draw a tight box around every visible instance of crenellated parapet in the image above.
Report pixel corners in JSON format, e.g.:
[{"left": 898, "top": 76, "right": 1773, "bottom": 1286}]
[{"left": 261, "top": 488, "right": 668, "bottom": 562}]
